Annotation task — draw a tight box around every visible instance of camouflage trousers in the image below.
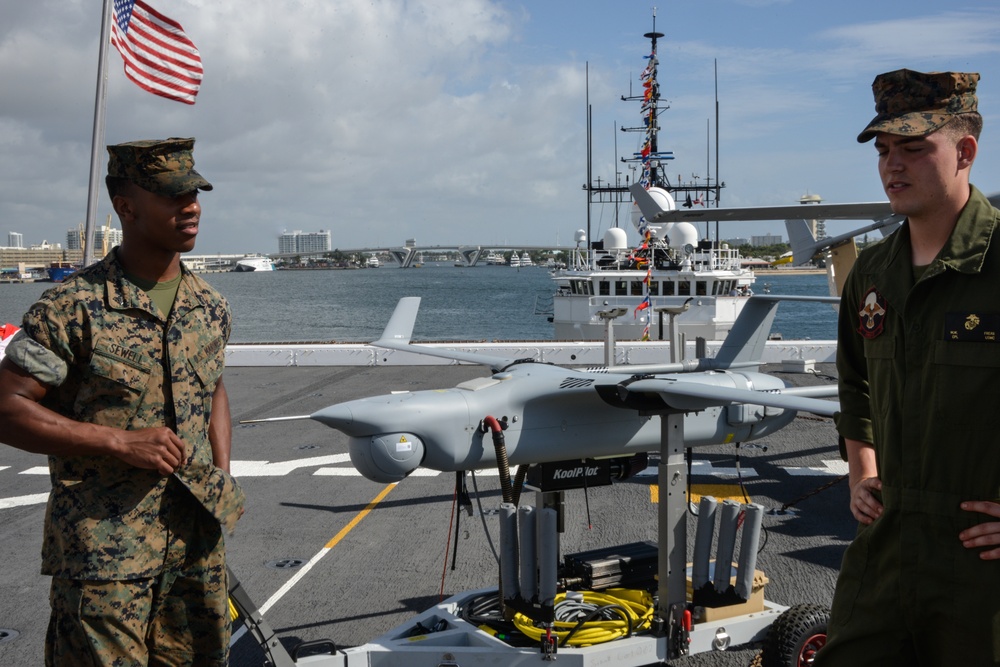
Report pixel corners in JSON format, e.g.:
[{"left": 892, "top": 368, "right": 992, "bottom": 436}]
[{"left": 45, "top": 530, "right": 229, "bottom": 666}]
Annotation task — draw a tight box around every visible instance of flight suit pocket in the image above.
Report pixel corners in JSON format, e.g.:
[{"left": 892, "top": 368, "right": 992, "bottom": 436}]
[
  {"left": 933, "top": 339, "right": 1000, "bottom": 367},
  {"left": 932, "top": 340, "right": 1000, "bottom": 441},
  {"left": 862, "top": 336, "right": 895, "bottom": 359},
  {"left": 75, "top": 346, "right": 153, "bottom": 427},
  {"left": 862, "top": 336, "right": 895, "bottom": 423}
]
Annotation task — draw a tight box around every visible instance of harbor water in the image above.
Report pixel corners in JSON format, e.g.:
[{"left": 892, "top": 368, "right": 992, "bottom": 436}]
[{"left": 0, "top": 265, "right": 837, "bottom": 343}]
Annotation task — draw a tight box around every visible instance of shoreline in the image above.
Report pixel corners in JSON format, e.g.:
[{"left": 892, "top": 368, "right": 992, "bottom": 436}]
[{"left": 752, "top": 268, "right": 826, "bottom": 275}]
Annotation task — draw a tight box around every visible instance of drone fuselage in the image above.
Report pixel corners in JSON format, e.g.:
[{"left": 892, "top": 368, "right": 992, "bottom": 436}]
[{"left": 310, "top": 362, "right": 793, "bottom": 483}]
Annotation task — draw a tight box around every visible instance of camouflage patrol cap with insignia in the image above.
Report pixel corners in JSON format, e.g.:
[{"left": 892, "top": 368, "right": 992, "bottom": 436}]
[
  {"left": 857, "top": 69, "right": 980, "bottom": 143},
  {"left": 106, "top": 137, "right": 213, "bottom": 197}
]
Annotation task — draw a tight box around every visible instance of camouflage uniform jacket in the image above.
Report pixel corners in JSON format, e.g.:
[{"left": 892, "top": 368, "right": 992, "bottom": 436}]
[{"left": 5, "top": 249, "right": 244, "bottom": 579}]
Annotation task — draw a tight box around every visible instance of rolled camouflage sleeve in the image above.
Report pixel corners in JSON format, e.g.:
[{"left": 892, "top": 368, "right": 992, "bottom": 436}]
[{"left": 5, "top": 310, "right": 69, "bottom": 387}]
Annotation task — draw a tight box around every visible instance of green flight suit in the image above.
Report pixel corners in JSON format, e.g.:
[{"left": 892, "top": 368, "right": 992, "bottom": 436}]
[{"left": 818, "top": 186, "right": 1000, "bottom": 665}]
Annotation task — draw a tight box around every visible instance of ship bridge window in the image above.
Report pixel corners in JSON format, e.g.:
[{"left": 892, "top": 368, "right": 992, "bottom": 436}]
[
  {"left": 570, "top": 279, "right": 593, "bottom": 295},
  {"left": 648, "top": 281, "right": 659, "bottom": 296},
  {"left": 662, "top": 281, "right": 675, "bottom": 296},
  {"left": 614, "top": 280, "right": 628, "bottom": 295},
  {"left": 598, "top": 280, "right": 610, "bottom": 296},
  {"left": 631, "top": 281, "right": 644, "bottom": 296},
  {"left": 696, "top": 281, "right": 708, "bottom": 296},
  {"left": 678, "top": 281, "right": 691, "bottom": 296}
]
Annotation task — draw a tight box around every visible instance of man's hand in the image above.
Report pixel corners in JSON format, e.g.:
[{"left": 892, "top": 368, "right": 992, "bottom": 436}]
[
  {"left": 959, "top": 501, "right": 1000, "bottom": 560},
  {"left": 850, "top": 476, "right": 884, "bottom": 525},
  {"left": 110, "top": 427, "right": 188, "bottom": 476}
]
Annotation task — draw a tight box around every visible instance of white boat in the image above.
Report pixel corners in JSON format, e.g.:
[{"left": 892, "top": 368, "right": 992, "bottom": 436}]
[
  {"left": 233, "top": 254, "right": 275, "bottom": 272},
  {"left": 485, "top": 250, "right": 505, "bottom": 265},
  {"left": 550, "top": 30, "right": 754, "bottom": 342},
  {"left": 520, "top": 251, "right": 533, "bottom": 267},
  {"left": 509, "top": 252, "right": 521, "bottom": 268},
  {"left": 365, "top": 255, "right": 380, "bottom": 268}
]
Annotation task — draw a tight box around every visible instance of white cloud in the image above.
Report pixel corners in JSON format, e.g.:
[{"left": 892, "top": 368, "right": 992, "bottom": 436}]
[{"left": 1, "top": 1, "right": 998, "bottom": 254}]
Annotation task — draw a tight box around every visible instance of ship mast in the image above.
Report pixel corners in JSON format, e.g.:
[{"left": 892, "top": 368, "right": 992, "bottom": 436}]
[
  {"left": 617, "top": 15, "right": 725, "bottom": 209},
  {"left": 583, "top": 14, "right": 726, "bottom": 259},
  {"left": 637, "top": 25, "right": 667, "bottom": 189}
]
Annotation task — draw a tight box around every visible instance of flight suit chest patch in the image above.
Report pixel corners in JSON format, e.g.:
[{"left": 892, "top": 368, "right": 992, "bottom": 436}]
[
  {"left": 945, "top": 312, "right": 1000, "bottom": 342},
  {"left": 857, "top": 286, "right": 887, "bottom": 340}
]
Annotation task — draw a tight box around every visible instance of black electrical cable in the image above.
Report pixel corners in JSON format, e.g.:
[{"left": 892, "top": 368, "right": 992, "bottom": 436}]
[
  {"left": 458, "top": 592, "right": 524, "bottom": 642},
  {"left": 559, "top": 604, "right": 634, "bottom": 647}
]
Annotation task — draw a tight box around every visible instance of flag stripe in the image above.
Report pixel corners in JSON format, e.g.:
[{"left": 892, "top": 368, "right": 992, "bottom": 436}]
[
  {"left": 112, "top": 33, "right": 200, "bottom": 103},
  {"left": 132, "top": 2, "right": 202, "bottom": 66},
  {"left": 130, "top": 18, "right": 202, "bottom": 71},
  {"left": 114, "top": 34, "right": 201, "bottom": 89},
  {"left": 119, "top": 31, "right": 201, "bottom": 86},
  {"left": 111, "top": 0, "right": 203, "bottom": 104}
]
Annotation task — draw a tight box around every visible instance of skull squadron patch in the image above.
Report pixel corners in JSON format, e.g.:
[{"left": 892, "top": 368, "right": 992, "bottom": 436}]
[{"left": 858, "top": 287, "right": 887, "bottom": 339}]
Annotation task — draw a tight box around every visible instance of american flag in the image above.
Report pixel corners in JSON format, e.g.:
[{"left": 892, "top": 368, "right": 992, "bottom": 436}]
[{"left": 111, "top": 0, "right": 203, "bottom": 104}]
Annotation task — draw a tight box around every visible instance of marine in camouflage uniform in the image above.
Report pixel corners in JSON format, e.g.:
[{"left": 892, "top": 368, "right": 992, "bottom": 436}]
[
  {"left": 816, "top": 71, "right": 1000, "bottom": 665},
  {"left": 0, "top": 138, "right": 244, "bottom": 666}
]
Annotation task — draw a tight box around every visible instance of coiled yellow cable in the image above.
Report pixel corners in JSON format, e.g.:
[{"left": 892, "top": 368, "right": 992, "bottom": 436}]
[{"left": 511, "top": 588, "right": 654, "bottom": 647}]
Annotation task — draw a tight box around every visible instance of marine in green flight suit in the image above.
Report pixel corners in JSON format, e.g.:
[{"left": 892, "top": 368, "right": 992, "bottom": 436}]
[{"left": 817, "top": 70, "right": 1000, "bottom": 665}]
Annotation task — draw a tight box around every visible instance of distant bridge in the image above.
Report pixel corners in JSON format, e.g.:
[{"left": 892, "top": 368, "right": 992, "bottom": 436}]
[{"left": 268, "top": 244, "right": 578, "bottom": 268}]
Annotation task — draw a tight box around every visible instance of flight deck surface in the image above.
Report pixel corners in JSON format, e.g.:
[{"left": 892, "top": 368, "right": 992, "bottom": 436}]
[{"left": 0, "top": 363, "right": 850, "bottom": 666}]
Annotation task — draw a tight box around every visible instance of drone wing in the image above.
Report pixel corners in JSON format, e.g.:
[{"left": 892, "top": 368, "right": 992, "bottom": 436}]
[
  {"left": 630, "top": 183, "right": 893, "bottom": 225},
  {"left": 620, "top": 377, "right": 839, "bottom": 417}
]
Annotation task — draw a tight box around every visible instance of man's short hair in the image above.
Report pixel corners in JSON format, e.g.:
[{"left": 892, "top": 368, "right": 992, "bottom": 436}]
[{"left": 942, "top": 112, "right": 983, "bottom": 141}]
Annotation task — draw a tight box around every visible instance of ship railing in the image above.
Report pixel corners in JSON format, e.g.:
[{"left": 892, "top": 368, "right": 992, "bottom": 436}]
[{"left": 587, "top": 294, "right": 717, "bottom": 312}]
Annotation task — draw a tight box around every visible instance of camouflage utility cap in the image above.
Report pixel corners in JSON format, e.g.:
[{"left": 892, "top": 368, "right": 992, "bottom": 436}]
[
  {"left": 857, "top": 69, "right": 979, "bottom": 143},
  {"left": 107, "top": 137, "right": 213, "bottom": 197}
]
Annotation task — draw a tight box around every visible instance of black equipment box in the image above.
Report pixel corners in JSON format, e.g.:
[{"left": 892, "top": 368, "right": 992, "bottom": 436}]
[{"left": 562, "top": 541, "right": 658, "bottom": 590}]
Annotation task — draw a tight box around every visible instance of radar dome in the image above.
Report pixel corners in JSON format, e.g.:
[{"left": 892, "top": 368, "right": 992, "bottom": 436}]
[
  {"left": 603, "top": 227, "right": 628, "bottom": 250},
  {"left": 631, "top": 186, "right": 676, "bottom": 239},
  {"left": 668, "top": 222, "right": 698, "bottom": 251},
  {"left": 574, "top": 229, "right": 587, "bottom": 244}
]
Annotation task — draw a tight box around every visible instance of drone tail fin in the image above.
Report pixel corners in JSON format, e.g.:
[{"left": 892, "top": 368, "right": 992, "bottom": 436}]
[
  {"left": 374, "top": 296, "right": 421, "bottom": 346},
  {"left": 714, "top": 297, "right": 781, "bottom": 367}
]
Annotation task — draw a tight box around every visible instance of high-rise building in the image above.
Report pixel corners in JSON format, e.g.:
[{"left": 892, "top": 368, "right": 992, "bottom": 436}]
[
  {"left": 95, "top": 225, "right": 123, "bottom": 255},
  {"left": 67, "top": 225, "right": 84, "bottom": 251},
  {"left": 66, "top": 222, "right": 123, "bottom": 256},
  {"left": 278, "top": 229, "right": 332, "bottom": 254},
  {"left": 750, "top": 234, "right": 783, "bottom": 246},
  {"left": 278, "top": 231, "right": 302, "bottom": 254},
  {"left": 7, "top": 232, "right": 23, "bottom": 248}
]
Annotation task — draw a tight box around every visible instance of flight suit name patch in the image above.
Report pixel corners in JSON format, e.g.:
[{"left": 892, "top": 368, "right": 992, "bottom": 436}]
[
  {"left": 857, "top": 287, "right": 887, "bottom": 340},
  {"left": 945, "top": 312, "right": 1000, "bottom": 342}
]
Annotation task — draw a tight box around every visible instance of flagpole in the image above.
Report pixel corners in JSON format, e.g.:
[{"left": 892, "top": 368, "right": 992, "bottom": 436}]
[{"left": 83, "top": 0, "right": 113, "bottom": 268}]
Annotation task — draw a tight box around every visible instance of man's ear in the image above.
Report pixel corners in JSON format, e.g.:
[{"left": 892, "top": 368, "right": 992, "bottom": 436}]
[
  {"left": 112, "top": 193, "right": 135, "bottom": 222},
  {"left": 957, "top": 135, "right": 978, "bottom": 169}
]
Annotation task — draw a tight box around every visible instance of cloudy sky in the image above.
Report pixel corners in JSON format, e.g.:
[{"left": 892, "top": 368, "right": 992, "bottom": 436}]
[{"left": 2, "top": 0, "right": 999, "bottom": 256}]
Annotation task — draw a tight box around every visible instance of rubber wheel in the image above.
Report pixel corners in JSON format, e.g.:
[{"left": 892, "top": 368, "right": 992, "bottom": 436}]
[{"left": 760, "top": 603, "right": 830, "bottom": 667}]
